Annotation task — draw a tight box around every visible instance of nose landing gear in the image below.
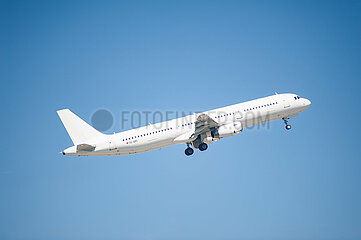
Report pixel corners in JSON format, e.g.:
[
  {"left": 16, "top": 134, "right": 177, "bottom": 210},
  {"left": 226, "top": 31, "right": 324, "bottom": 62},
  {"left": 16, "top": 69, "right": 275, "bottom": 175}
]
[{"left": 283, "top": 118, "right": 292, "bottom": 130}]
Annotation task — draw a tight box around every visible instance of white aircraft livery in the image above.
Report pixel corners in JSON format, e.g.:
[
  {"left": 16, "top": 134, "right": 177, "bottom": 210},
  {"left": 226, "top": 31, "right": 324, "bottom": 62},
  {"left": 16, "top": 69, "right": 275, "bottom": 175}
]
[{"left": 58, "top": 93, "right": 311, "bottom": 156}]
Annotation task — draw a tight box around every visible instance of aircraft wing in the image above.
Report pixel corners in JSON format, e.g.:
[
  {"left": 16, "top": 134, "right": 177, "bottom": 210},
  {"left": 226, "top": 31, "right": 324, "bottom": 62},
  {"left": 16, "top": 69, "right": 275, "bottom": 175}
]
[
  {"left": 173, "top": 113, "right": 219, "bottom": 143},
  {"left": 192, "top": 113, "right": 219, "bottom": 137}
]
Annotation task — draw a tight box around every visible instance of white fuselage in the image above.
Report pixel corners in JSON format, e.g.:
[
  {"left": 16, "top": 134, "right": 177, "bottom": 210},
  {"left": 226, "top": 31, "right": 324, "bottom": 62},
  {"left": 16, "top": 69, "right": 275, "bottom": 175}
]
[{"left": 62, "top": 93, "right": 311, "bottom": 156}]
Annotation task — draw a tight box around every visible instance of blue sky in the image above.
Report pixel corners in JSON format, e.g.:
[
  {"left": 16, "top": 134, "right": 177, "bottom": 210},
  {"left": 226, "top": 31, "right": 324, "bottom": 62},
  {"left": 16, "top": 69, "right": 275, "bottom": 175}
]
[{"left": 1, "top": 0, "right": 361, "bottom": 239}]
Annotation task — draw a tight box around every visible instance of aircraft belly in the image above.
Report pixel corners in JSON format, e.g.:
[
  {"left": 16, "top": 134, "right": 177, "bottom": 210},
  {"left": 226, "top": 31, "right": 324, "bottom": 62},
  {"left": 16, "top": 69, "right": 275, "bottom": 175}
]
[{"left": 116, "top": 137, "right": 174, "bottom": 154}]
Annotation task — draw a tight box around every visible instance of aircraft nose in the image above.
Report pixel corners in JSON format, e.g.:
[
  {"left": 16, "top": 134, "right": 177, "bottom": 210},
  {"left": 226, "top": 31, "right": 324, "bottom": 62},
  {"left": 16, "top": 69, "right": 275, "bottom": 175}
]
[{"left": 303, "top": 98, "right": 311, "bottom": 107}]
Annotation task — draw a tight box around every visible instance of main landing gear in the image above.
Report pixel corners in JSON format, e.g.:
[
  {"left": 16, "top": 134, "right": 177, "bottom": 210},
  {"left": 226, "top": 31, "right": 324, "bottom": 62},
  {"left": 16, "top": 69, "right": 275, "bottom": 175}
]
[
  {"left": 184, "top": 142, "right": 208, "bottom": 156},
  {"left": 185, "top": 142, "right": 194, "bottom": 156},
  {"left": 199, "top": 142, "right": 208, "bottom": 151},
  {"left": 283, "top": 118, "right": 292, "bottom": 130},
  {"left": 185, "top": 147, "right": 194, "bottom": 156}
]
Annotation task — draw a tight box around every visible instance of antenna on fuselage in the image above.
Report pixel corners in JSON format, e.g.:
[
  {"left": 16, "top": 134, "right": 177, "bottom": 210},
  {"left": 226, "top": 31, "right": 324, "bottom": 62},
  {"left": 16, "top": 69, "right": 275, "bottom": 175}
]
[{"left": 275, "top": 92, "right": 278, "bottom": 95}]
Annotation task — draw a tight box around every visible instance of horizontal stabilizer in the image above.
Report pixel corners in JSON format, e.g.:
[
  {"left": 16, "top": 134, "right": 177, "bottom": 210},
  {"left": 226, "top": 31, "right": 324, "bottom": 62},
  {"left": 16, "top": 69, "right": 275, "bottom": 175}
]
[{"left": 77, "top": 144, "right": 95, "bottom": 152}]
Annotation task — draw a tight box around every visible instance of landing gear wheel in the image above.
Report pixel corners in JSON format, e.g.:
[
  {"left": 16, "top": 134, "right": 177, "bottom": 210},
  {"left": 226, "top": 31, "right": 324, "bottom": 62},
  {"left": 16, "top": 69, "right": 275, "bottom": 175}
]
[
  {"left": 185, "top": 147, "right": 194, "bottom": 156},
  {"left": 199, "top": 143, "right": 208, "bottom": 151},
  {"left": 285, "top": 125, "right": 292, "bottom": 130}
]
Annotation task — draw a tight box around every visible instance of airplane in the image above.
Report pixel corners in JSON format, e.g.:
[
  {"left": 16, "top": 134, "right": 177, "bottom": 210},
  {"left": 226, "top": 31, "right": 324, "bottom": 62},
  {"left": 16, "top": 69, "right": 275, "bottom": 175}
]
[{"left": 57, "top": 93, "right": 311, "bottom": 156}]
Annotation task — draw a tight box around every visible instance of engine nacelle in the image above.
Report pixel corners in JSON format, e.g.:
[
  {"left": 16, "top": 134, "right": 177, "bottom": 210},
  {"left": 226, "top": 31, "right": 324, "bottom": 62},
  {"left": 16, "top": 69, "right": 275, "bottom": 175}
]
[
  {"left": 192, "top": 122, "right": 243, "bottom": 148},
  {"left": 203, "top": 130, "right": 220, "bottom": 144},
  {"left": 214, "top": 121, "right": 242, "bottom": 138}
]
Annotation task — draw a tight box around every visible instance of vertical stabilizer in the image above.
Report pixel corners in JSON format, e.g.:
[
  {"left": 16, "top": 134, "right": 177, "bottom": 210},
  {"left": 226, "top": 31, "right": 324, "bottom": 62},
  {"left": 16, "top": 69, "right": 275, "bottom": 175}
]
[{"left": 57, "top": 109, "right": 105, "bottom": 145}]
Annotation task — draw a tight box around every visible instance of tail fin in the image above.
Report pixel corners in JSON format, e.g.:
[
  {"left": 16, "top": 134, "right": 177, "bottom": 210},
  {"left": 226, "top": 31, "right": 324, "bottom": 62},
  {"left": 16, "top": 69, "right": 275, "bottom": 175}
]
[{"left": 57, "top": 109, "right": 105, "bottom": 145}]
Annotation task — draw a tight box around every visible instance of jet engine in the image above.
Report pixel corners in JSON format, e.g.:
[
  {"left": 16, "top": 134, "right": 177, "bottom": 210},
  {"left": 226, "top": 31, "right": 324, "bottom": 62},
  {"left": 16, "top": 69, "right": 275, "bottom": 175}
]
[
  {"left": 212, "top": 121, "right": 242, "bottom": 138},
  {"left": 192, "top": 122, "right": 243, "bottom": 148}
]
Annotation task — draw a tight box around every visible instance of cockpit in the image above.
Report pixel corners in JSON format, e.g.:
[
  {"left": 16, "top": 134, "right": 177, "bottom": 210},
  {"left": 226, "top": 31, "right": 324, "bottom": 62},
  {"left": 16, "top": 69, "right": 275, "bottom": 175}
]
[{"left": 294, "top": 95, "right": 301, "bottom": 100}]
